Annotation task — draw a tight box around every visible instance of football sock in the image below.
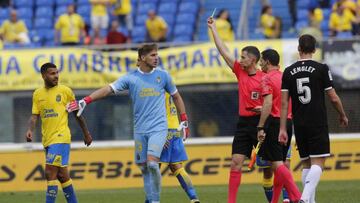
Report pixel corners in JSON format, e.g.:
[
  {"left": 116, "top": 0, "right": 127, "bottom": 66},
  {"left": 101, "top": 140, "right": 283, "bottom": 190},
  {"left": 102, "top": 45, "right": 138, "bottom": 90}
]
[
  {"left": 282, "top": 188, "right": 289, "bottom": 201},
  {"left": 272, "top": 164, "right": 301, "bottom": 202},
  {"left": 301, "top": 165, "right": 322, "bottom": 203},
  {"left": 228, "top": 170, "right": 241, "bottom": 203},
  {"left": 148, "top": 161, "right": 161, "bottom": 202},
  {"left": 262, "top": 177, "right": 273, "bottom": 202},
  {"left": 46, "top": 180, "right": 58, "bottom": 203},
  {"left": 140, "top": 165, "right": 152, "bottom": 202},
  {"left": 61, "top": 179, "right": 78, "bottom": 203},
  {"left": 174, "top": 167, "right": 198, "bottom": 200}
]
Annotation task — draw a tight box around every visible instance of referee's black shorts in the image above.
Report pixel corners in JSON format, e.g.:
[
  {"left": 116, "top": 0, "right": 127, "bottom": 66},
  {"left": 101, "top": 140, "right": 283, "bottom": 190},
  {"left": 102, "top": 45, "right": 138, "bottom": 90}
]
[
  {"left": 259, "top": 117, "right": 292, "bottom": 162},
  {"left": 294, "top": 125, "right": 330, "bottom": 160},
  {"left": 232, "top": 115, "right": 260, "bottom": 158}
]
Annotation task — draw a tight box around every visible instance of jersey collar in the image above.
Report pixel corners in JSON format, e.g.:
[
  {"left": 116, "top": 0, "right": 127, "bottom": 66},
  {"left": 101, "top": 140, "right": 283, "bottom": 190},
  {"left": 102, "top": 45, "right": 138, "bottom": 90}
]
[{"left": 137, "top": 67, "right": 156, "bottom": 74}]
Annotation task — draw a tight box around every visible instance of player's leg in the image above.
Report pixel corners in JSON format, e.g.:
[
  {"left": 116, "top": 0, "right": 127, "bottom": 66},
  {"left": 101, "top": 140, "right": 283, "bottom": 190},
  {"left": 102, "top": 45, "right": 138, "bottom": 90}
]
[
  {"left": 135, "top": 133, "right": 152, "bottom": 203},
  {"left": 256, "top": 156, "right": 273, "bottom": 202},
  {"left": 147, "top": 130, "right": 168, "bottom": 203},
  {"left": 44, "top": 144, "right": 63, "bottom": 203},
  {"left": 165, "top": 131, "right": 199, "bottom": 202},
  {"left": 56, "top": 144, "right": 77, "bottom": 203},
  {"left": 300, "top": 126, "right": 330, "bottom": 203}
]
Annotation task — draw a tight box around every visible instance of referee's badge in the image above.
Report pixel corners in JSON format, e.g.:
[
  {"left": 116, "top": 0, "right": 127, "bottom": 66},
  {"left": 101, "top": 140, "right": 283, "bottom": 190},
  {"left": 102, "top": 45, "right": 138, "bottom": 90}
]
[
  {"left": 56, "top": 94, "right": 61, "bottom": 102},
  {"left": 156, "top": 76, "right": 161, "bottom": 83},
  {"left": 251, "top": 91, "right": 260, "bottom": 100}
]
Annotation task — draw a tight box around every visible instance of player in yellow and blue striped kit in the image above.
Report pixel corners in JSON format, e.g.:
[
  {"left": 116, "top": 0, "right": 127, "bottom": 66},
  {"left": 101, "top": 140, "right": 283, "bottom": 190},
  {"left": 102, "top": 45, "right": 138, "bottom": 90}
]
[
  {"left": 25, "top": 62, "right": 92, "bottom": 203},
  {"left": 160, "top": 93, "right": 200, "bottom": 203}
]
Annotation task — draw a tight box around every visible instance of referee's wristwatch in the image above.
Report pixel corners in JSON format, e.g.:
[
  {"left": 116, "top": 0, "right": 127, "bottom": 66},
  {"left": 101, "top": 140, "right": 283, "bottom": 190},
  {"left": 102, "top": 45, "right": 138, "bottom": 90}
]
[{"left": 257, "top": 126, "right": 264, "bottom": 132}]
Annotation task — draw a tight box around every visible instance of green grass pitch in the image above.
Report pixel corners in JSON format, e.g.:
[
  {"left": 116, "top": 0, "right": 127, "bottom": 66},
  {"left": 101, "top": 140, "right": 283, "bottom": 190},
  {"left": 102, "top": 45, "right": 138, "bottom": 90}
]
[{"left": 1, "top": 180, "right": 358, "bottom": 203}]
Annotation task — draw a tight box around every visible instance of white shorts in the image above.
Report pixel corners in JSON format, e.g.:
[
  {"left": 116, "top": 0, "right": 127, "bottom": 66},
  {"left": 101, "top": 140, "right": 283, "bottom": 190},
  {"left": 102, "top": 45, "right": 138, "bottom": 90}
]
[{"left": 91, "top": 15, "right": 109, "bottom": 29}]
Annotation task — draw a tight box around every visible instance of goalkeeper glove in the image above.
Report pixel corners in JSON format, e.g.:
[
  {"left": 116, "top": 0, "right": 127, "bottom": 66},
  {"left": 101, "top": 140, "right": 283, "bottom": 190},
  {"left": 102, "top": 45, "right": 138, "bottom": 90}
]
[
  {"left": 177, "top": 113, "right": 190, "bottom": 141},
  {"left": 66, "top": 96, "right": 92, "bottom": 117}
]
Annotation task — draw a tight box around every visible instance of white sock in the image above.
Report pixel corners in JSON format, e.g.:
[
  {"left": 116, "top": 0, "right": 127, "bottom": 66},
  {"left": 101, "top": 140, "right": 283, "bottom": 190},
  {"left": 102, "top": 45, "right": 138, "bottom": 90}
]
[
  {"left": 301, "top": 165, "right": 322, "bottom": 203},
  {"left": 301, "top": 168, "right": 310, "bottom": 187}
]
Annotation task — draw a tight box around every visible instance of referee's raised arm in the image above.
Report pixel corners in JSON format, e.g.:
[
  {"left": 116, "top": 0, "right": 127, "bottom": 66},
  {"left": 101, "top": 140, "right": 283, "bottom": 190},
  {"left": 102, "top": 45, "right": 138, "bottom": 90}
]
[{"left": 207, "top": 17, "right": 236, "bottom": 70}]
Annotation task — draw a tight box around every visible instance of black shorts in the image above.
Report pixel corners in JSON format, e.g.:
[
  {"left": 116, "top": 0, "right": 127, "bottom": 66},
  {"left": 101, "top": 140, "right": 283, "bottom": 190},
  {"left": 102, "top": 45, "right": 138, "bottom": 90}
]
[
  {"left": 232, "top": 116, "right": 260, "bottom": 158},
  {"left": 258, "top": 117, "right": 292, "bottom": 162},
  {"left": 294, "top": 125, "right": 330, "bottom": 160}
]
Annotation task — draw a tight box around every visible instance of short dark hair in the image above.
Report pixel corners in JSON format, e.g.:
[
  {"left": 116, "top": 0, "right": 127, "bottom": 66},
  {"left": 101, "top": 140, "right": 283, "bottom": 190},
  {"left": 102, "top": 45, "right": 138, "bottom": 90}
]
[
  {"left": 298, "top": 34, "right": 316, "bottom": 54},
  {"left": 138, "top": 43, "right": 158, "bottom": 59},
  {"left": 261, "top": 49, "right": 280, "bottom": 66},
  {"left": 40, "top": 62, "right": 57, "bottom": 74},
  {"left": 242, "top": 46, "right": 260, "bottom": 62}
]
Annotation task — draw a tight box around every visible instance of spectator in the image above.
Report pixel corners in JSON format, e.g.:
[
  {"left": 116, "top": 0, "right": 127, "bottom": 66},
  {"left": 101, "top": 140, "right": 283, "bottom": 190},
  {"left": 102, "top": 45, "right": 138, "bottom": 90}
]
[
  {"left": 288, "top": 0, "right": 297, "bottom": 32},
  {"left": 260, "top": 5, "right": 281, "bottom": 38},
  {"left": 208, "top": 9, "right": 235, "bottom": 42},
  {"left": 89, "top": 27, "right": 106, "bottom": 45},
  {"left": 145, "top": 10, "right": 167, "bottom": 42},
  {"left": 55, "top": 4, "right": 86, "bottom": 46},
  {"left": 332, "top": 0, "right": 356, "bottom": 13},
  {"left": 90, "top": 0, "right": 110, "bottom": 30},
  {"left": 309, "top": 7, "right": 324, "bottom": 28},
  {"left": 106, "top": 20, "right": 128, "bottom": 44},
  {"left": 111, "top": 0, "right": 133, "bottom": 35},
  {"left": 329, "top": 4, "right": 355, "bottom": 37},
  {"left": 0, "top": 10, "right": 30, "bottom": 45}
]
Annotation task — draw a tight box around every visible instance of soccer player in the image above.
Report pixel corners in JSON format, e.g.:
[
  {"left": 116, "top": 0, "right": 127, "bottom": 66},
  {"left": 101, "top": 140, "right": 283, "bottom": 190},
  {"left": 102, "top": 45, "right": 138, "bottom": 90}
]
[
  {"left": 256, "top": 49, "right": 301, "bottom": 203},
  {"left": 160, "top": 93, "right": 200, "bottom": 203},
  {"left": 66, "top": 43, "right": 189, "bottom": 203},
  {"left": 256, "top": 147, "right": 292, "bottom": 203},
  {"left": 208, "top": 17, "right": 265, "bottom": 203},
  {"left": 279, "top": 34, "right": 348, "bottom": 203},
  {"left": 25, "top": 62, "right": 93, "bottom": 203}
]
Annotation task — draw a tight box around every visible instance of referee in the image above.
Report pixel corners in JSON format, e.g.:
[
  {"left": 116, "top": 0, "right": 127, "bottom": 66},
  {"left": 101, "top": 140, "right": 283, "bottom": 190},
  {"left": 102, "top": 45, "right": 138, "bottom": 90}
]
[
  {"left": 208, "top": 17, "right": 265, "bottom": 203},
  {"left": 279, "top": 34, "right": 348, "bottom": 203},
  {"left": 256, "top": 49, "right": 301, "bottom": 203}
]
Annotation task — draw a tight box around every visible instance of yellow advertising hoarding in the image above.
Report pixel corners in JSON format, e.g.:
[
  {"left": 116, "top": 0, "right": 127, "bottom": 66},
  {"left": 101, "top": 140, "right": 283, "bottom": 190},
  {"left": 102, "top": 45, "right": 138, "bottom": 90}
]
[
  {"left": 0, "top": 138, "right": 359, "bottom": 192},
  {"left": 0, "top": 40, "right": 295, "bottom": 91}
]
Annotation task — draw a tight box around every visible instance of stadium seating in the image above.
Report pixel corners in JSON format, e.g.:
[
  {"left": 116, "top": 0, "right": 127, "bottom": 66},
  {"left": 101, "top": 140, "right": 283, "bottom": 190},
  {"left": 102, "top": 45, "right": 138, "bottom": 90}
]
[
  {"left": 0, "top": 8, "right": 10, "bottom": 19},
  {"left": 55, "top": 6, "right": 68, "bottom": 17},
  {"left": 158, "top": 3, "right": 178, "bottom": 14},
  {"left": 36, "top": 7, "right": 54, "bottom": 18},
  {"left": 34, "top": 18, "right": 53, "bottom": 29},
  {"left": 36, "top": 0, "right": 55, "bottom": 7},
  {"left": 55, "top": 0, "right": 74, "bottom": 7},
  {"left": 16, "top": 8, "right": 33, "bottom": 19},
  {"left": 13, "top": 0, "right": 34, "bottom": 8}
]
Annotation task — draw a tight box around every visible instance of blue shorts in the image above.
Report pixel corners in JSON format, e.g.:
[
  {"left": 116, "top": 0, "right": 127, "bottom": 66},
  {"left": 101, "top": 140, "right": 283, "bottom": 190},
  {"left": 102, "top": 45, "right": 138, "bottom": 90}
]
[
  {"left": 160, "top": 129, "right": 188, "bottom": 163},
  {"left": 256, "top": 146, "right": 292, "bottom": 168},
  {"left": 134, "top": 130, "right": 168, "bottom": 164},
  {"left": 45, "top": 143, "right": 70, "bottom": 167}
]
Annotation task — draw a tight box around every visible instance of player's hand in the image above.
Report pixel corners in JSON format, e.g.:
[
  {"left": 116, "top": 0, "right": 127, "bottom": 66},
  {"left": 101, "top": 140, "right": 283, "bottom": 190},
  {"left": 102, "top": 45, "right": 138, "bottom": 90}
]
[
  {"left": 278, "top": 129, "right": 288, "bottom": 145},
  {"left": 257, "top": 130, "right": 265, "bottom": 142},
  {"left": 83, "top": 133, "right": 92, "bottom": 147},
  {"left": 25, "top": 130, "right": 33, "bottom": 142},
  {"left": 207, "top": 17, "right": 215, "bottom": 29},
  {"left": 66, "top": 96, "right": 92, "bottom": 117},
  {"left": 178, "top": 113, "right": 190, "bottom": 141},
  {"left": 250, "top": 106, "right": 262, "bottom": 114},
  {"left": 339, "top": 115, "right": 349, "bottom": 127}
]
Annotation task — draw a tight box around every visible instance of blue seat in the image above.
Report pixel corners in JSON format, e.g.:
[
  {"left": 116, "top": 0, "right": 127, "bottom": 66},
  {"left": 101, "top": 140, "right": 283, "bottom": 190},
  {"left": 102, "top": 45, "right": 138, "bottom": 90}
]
[
  {"left": 0, "top": 8, "right": 10, "bottom": 19},
  {"left": 77, "top": 0, "right": 90, "bottom": 6},
  {"left": 131, "top": 26, "right": 146, "bottom": 38},
  {"left": 139, "top": 0, "right": 158, "bottom": 3},
  {"left": 135, "top": 14, "right": 148, "bottom": 26},
  {"left": 322, "top": 8, "right": 331, "bottom": 19},
  {"left": 137, "top": 3, "right": 156, "bottom": 14},
  {"left": 176, "top": 13, "right": 196, "bottom": 25},
  {"left": 36, "top": 0, "right": 54, "bottom": 7},
  {"left": 13, "top": 0, "right": 34, "bottom": 8},
  {"left": 336, "top": 31, "right": 353, "bottom": 39},
  {"left": 172, "top": 35, "right": 192, "bottom": 42},
  {"left": 34, "top": 18, "right": 53, "bottom": 29},
  {"left": 22, "top": 19, "right": 33, "bottom": 29},
  {"left": 295, "top": 20, "right": 309, "bottom": 31},
  {"left": 16, "top": 8, "right": 33, "bottom": 19},
  {"left": 37, "top": 28, "right": 55, "bottom": 41},
  {"left": 320, "top": 20, "right": 329, "bottom": 31},
  {"left": 160, "top": 0, "right": 178, "bottom": 3},
  {"left": 35, "top": 6, "right": 53, "bottom": 18},
  {"left": 77, "top": 5, "right": 91, "bottom": 18},
  {"left": 297, "top": 0, "right": 310, "bottom": 9},
  {"left": 297, "top": 9, "right": 308, "bottom": 22},
  {"left": 158, "top": 3, "right": 177, "bottom": 14},
  {"left": 173, "top": 24, "right": 194, "bottom": 36},
  {"left": 56, "top": 0, "right": 74, "bottom": 6},
  {"left": 159, "top": 13, "right": 175, "bottom": 26},
  {"left": 179, "top": 2, "right": 199, "bottom": 13},
  {"left": 55, "top": 6, "right": 67, "bottom": 17},
  {"left": 82, "top": 15, "right": 90, "bottom": 25}
]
